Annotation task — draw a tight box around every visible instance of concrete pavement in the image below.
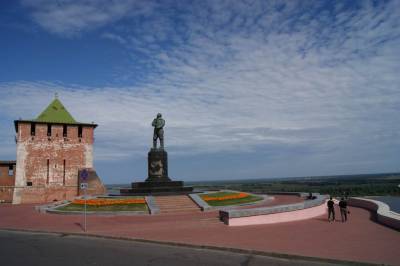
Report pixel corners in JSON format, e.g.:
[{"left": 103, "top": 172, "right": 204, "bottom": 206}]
[{"left": 0, "top": 230, "right": 366, "bottom": 266}]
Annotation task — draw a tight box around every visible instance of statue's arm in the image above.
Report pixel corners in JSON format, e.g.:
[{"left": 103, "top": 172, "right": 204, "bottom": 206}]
[
  {"left": 152, "top": 119, "right": 156, "bottom": 127},
  {"left": 160, "top": 119, "right": 165, "bottom": 128}
]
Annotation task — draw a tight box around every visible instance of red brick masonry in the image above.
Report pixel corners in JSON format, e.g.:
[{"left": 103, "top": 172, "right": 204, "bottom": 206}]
[
  {"left": 0, "top": 161, "right": 16, "bottom": 202},
  {"left": 0, "top": 195, "right": 399, "bottom": 265}
]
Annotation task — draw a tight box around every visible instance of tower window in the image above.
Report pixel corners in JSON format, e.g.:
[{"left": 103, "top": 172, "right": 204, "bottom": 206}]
[
  {"left": 78, "top": 125, "right": 83, "bottom": 138},
  {"left": 63, "top": 125, "right": 67, "bottom": 137},
  {"left": 47, "top": 124, "right": 52, "bottom": 136},
  {"left": 8, "top": 165, "right": 14, "bottom": 176},
  {"left": 27, "top": 181, "right": 32, "bottom": 186},
  {"left": 30, "top": 123, "right": 36, "bottom": 136}
]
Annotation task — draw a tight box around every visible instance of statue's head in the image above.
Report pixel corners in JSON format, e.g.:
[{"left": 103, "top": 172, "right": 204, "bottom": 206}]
[{"left": 157, "top": 113, "right": 162, "bottom": 118}]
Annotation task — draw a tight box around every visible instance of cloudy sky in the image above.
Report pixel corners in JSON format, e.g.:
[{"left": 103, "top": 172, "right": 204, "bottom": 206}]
[{"left": 0, "top": 0, "right": 399, "bottom": 183}]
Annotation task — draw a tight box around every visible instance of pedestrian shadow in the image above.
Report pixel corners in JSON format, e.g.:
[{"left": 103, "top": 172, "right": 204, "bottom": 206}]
[
  {"left": 74, "top": 222, "right": 84, "bottom": 231},
  {"left": 313, "top": 217, "right": 340, "bottom": 223},
  {"left": 314, "top": 217, "right": 329, "bottom": 222}
]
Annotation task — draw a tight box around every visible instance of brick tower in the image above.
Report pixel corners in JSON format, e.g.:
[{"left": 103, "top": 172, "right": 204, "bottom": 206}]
[{"left": 12, "top": 96, "right": 106, "bottom": 204}]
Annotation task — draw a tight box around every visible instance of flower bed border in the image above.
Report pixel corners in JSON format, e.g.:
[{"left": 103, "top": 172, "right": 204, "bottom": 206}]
[
  {"left": 189, "top": 190, "right": 269, "bottom": 211},
  {"left": 41, "top": 196, "right": 151, "bottom": 216}
]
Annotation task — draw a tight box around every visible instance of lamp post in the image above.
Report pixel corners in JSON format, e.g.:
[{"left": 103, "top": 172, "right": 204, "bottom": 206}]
[{"left": 80, "top": 169, "right": 89, "bottom": 232}]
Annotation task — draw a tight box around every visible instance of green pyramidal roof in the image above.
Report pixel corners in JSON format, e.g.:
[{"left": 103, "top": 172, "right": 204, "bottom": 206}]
[{"left": 36, "top": 98, "right": 77, "bottom": 124}]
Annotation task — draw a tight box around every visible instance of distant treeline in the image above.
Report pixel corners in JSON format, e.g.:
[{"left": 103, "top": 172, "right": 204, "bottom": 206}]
[{"left": 191, "top": 173, "right": 400, "bottom": 197}]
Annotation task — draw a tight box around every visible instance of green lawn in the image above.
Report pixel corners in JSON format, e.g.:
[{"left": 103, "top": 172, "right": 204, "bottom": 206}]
[
  {"left": 201, "top": 192, "right": 263, "bottom": 206},
  {"left": 56, "top": 203, "right": 148, "bottom": 212},
  {"left": 202, "top": 192, "right": 239, "bottom": 197}
]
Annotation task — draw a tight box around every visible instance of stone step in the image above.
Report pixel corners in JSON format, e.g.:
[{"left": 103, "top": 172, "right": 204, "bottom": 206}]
[
  {"left": 155, "top": 196, "right": 192, "bottom": 199},
  {"left": 155, "top": 197, "right": 193, "bottom": 202},
  {"left": 157, "top": 204, "right": 196, "bottom": 208},
  {"left": 156, "top": 198, "right": 194, "bottom": 202},
  {"left": 157, "top": 203, "right": 197, "bottom": 207},
  {"left": 156, "top": 201, "right": 195, "bottom": 204},
  {"left": 154, "top": 195, "right": 200, "bottom": 213},
  {"left": 155, "top": 197, "right": 196, "bottom": 202},
  {"left": 158, "top": 200, "right": 193, "bottom": 202},
  {"left": 160, "top": 209, "right": 200, "bottom": 213},
  {"left": 158, "top": 205, "right": 199, "bottom": 209},
  {"left": 158, "top": 198, "right": 191, "bottom": 201},
  {"left": 156, "top": 201, "right": 194, "bottom": 204},
  {"left": 156, "top": 204, "right": 198, "bottom": 208},
  {"left": 155, "top": 198, "right": 194, "bottom": 202}
]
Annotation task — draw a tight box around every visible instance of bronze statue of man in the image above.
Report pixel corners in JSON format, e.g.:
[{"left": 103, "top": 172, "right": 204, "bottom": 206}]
[{"left": 152, "top": 113, "right": 165, "bottom": 149}]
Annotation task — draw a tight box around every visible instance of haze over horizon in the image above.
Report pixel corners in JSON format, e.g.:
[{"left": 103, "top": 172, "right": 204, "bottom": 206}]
[{"left": 1, "top": 1, "right": 399, "bottom": 183}]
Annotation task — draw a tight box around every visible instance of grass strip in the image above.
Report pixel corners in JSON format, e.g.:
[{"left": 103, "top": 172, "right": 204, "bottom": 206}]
[
  {"left": 205, "top": 195, "right": 263, "bottom": 206},
  {"left": 200, "top": 192, "right": 263, "bottom": 206}
]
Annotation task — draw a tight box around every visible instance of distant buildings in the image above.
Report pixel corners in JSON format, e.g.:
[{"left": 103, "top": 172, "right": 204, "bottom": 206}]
[{"left": 0, "top": 96, "right": 105, "bottom": 204}]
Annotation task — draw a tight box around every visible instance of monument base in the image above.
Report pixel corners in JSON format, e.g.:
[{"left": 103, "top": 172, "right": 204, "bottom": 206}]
[
  {"left": 120, "top": 180, "right": 193, "bottom": 196},
  {"left": 120, "top": 147, "right": 193, "bottom": 195}
]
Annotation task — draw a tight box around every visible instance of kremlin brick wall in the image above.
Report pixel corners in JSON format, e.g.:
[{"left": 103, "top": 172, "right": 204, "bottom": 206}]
[{"left": 11, "top": 122, "right": 105, "bottom": 204}]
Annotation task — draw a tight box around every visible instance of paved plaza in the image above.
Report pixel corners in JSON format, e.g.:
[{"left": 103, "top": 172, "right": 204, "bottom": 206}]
[
  {"left": 0, "top": 230, "right": 351, "bottom": 266},
  {"left": 0, "top": 195, "right": 399, "bottom": 265}
]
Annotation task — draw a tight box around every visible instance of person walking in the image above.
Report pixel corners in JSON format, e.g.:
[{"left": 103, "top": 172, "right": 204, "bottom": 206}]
[
  {"left": 339, "top": 197, "right": 349, "bottom": 222},
  {"left": 327, "top": 196, "right": 335, "bottom": 222}
]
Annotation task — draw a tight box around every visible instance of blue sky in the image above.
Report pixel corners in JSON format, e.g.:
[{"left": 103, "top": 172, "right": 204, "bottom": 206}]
[{"left": 0, "top": 0, "right": 399, "bottom": 184}]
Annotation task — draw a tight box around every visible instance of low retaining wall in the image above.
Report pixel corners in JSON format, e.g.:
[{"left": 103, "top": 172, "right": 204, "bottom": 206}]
[
  {"left": 220, "top": 194, "right": 327, "bottom": 226},
  {"left": 348, "top": 197, "right": 400, "bottom": 231},
  {"left": 189, "top": 193, "right": 209, "bottom": 211}
]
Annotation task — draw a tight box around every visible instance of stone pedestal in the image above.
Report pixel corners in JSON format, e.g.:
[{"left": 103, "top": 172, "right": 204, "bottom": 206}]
[
  {"left": 147, "top": 148, "right": 170, "bottom": 182},
  {"left": 120, "top": 148, "right": 193, "bottom": 195}
]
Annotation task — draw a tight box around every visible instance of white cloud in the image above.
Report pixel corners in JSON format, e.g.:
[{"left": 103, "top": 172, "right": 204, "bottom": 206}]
[
  {"left": 21, "top": 0, "right": 157, "bottom": 36},
  {"left": 2, "top": 0, "right": 399, "bottom": 176},
  {"left": 101, "top": 32, "right": 127, "bottom": 44}
]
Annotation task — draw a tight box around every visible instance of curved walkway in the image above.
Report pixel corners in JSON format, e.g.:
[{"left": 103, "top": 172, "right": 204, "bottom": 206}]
[
  {"left": 349, "top": 197, "right": 400, "bottom": 230},
  {"left": 0, "top": 196, "right": 399, "bottom": 265}
]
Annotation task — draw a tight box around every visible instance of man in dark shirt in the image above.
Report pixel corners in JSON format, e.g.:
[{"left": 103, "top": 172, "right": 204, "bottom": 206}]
[
  {"left": 327, "top": 196, "right": 335, "bottom": 222},
  {"left": 339, "top": 197, "right": 348, "bottom": 222}
]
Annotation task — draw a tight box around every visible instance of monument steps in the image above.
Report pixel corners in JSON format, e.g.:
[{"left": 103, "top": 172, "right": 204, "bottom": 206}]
[
  {"left": 156, "top": 205, "right": 199, "bottom": 209},
  {"left": 159, "top": 208, "right": 200, "bottom": 214},
  {"left": 154, "top": 195, "right": 201, "bottom": 213}
]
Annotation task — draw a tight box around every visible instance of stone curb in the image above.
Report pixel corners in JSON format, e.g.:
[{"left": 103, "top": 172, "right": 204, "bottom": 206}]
[
  {"left": 35, "top": 200, "right": 71, "bottom": 213},
  {"left": 145, "top": 195, "right": 159, "bottom": 215},
  {"left": 188, "top": 193, "right": 209, "bottom": 210},
  {"left": 40, "top": 197, "right": 151, "bottom": 216},
  {"left": 0, "top": 228, "right": 378, "bottom": 266},
  {"left": 45, "top": 209, "right": 149, "bottom": 216}
]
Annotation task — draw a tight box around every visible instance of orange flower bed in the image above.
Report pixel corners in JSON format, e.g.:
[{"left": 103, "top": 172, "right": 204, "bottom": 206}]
[
  {"left": 72, "top": 198, "right": 146, "bottom": 206},
  {"left": 202, "top": 192, "right": 249, "bottom": 202}
]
